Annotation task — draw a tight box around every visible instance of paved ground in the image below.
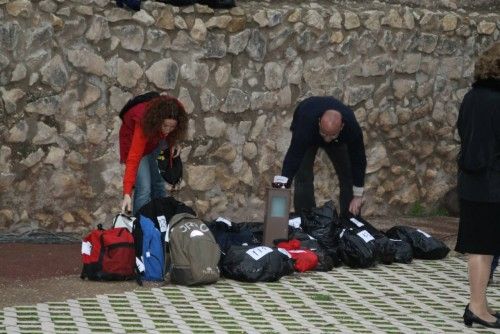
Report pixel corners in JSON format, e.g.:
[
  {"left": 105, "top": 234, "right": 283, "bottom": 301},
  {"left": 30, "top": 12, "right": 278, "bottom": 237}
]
[
  {"left": 2, "top": 216, "right": 499, "bottom": 333},
  {"left": 1, "top": 256, "right": 499, "bottom": 333}
]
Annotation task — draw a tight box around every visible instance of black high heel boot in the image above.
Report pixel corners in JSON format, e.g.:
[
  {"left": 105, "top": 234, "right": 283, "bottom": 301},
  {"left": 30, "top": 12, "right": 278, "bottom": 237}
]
[{"left": 463, "top": 305, "right": 500, "bottom": 328}]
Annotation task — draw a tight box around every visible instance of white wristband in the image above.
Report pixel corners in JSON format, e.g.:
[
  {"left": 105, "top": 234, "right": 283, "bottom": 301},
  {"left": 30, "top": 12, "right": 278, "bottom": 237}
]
[{"left": 353, "top": 186, "right": 364, "bottom": 197}]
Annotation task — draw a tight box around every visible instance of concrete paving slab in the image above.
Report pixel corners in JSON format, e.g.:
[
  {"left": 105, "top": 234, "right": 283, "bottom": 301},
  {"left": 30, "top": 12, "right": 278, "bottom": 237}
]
[{"left": 1, "top": 255, "right": 499, "bottom": 334}]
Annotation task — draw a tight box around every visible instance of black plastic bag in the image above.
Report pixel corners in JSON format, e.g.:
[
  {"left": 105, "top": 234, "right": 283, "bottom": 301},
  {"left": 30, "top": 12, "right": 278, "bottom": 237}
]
[
  {"left": 343, "top": 216, "right": 397, "bottom": 265},
  {"left": 206, "top": 219, "right": 258, "bottom": 255},
  {"left": 300, "top": 201, "right": 341, "bottom": 260},
  {"left": 385, "top": 226, "right": 450, "bottom": 260},
  {"left": 221, "top": 246, "right": 294, "bottom": 282},
  {"left": 232, "top": 222, "right": 263, "bottom": 245},
  {"left": 337, "top": 228, "right": 377, "bottom": 268},
  {"left": 342, "top": 215, "right": 385, "bottom": 238},
  {"left": 387, "top": 238, "right": 413, "bottom": 264},
  {"left": 288, "top": 227, "right": 339, "bottom": 270}
]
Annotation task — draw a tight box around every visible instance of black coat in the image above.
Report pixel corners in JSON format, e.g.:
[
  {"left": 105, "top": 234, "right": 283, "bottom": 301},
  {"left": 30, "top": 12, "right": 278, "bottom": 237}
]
[
  {"left": 281, "top": 96, "right": 367, "bottom": 187},
  {"left": 457, "top": 79, "right": 500, "bottom": 202}
]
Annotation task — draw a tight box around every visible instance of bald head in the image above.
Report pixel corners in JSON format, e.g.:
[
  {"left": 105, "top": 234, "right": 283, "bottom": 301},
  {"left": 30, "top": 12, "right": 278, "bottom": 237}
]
[{"left": 319, "top": 109, "right": 343, "bottom": 142}]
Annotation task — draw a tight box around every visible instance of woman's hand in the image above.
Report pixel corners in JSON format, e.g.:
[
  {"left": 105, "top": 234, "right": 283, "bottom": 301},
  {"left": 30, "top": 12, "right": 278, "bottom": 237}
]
[
  {"left": 173, "top": 145, "right": 181, "bottom": 157},
  {"left": 121, "top": 194, "right": 132, "bottom": 214}
]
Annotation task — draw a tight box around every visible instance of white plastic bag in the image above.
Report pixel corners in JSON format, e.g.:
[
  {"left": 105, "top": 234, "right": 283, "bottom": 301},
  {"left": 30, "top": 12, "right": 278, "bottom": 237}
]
[{"left": 112, "top": 213, "right": 136, "bottom": 232}]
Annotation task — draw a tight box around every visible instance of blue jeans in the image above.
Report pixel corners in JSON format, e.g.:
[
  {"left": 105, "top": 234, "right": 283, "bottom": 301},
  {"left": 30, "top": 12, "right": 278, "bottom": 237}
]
[{"left": 133, "top": 145, "right": 167, "bottom": 215}]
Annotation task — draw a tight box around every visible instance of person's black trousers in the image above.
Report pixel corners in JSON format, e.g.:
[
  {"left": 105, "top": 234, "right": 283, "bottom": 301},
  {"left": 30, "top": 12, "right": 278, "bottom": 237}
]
[{"left": 293, "top": 144, "right": 353, "bottom": 217}]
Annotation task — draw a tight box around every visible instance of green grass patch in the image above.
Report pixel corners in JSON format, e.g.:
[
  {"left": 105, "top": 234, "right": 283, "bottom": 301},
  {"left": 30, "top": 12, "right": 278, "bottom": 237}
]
[{"left": 310, "top": 293, "right": 332, "bottom": 301}]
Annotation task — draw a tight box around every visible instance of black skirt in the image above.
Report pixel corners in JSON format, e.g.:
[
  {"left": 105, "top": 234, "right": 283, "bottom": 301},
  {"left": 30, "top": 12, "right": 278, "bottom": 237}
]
[{"left": 455, "top": 199, "right": 500, "bottom": 255}]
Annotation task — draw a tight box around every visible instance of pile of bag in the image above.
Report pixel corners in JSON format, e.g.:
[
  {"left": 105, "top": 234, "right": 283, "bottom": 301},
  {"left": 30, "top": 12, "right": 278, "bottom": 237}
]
[
  {"left": 81, "top": 197, "right": 221, "bottom": 286},
  {"left": 81, "top": 198, "right": 450, "bottom": 286}
]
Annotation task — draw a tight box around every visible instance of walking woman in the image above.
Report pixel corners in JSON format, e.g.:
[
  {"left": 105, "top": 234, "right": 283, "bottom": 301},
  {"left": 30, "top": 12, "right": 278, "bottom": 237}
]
[
  {"left": 455, "top": 42, "right": 500, "bottom": 329},
  {"left": 119, "top": 95, "right": 188, "bottom": 214}
]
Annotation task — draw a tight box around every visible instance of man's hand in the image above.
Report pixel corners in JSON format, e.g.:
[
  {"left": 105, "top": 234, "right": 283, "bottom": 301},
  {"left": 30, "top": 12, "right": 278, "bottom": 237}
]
[
  {"left": 349, "top": 196, "right": 363, "bottom": 216},
  {"left": 121, "top": 194, "right": 132, "bottom": 214}
]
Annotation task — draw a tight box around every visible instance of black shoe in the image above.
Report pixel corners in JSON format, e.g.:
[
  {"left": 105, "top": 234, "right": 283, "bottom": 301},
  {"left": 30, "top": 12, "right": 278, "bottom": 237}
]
[
  {"left": 463, "top": 305, "right": 500, "bottom": 328},
  {"left": 197, "top": 0, "right": 235, "bottom": 9}
]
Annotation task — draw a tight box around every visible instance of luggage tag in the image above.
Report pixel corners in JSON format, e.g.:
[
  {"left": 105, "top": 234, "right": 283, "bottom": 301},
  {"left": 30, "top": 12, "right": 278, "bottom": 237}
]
[
  {"left": 417, "top": 229, "right": 431, "bottom": 238},
  {"left": 288, "top": 217, "right": 301, "bottom": 228},
  {"left": 136, "top": 257, "right": 145, "bottom": 273},
  {"left": 156, "top": 215, "right": 170, "bottom": 242},
  {"left": 350, "top": 217, "right": 364, "bottom": 227},
  {"left": 247, "top": 246, "right": 273, "bottom": 260},
  {"left": 81, "top": 241, "right": 92, "bottom": 255},
  {"left": 357, "top": 230, "right": 375, "bottom": 243}
]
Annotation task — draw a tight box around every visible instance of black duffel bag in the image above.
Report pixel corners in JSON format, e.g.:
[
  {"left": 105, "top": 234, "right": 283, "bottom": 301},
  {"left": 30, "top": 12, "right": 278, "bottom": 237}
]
[
  {"left": 343, "top": 216, "right": 414, "bottom": 264},
  {"left": 288, "top": 227, "right": 339, "bottom": 270},
  {"left": 300, "top": 201, "right": 342, "bottom": 260},
  {"left": 385, "top": 226, "right": 450, "bottom": 260},
  {"left": 337, "top": 228, "right": 377, "bottom": 268},
  {"left": 206, "top": 219, "right": 258, "bottom": 255},
  {"left": 387, "top": 238, "right": 413, "bottom": 264},
  {"left": 221, "top": 246, "right": 294, "bottom": 282}
]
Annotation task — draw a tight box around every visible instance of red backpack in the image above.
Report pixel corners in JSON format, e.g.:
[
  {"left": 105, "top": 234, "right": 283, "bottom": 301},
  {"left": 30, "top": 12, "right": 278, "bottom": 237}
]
[{"left": 81, "top": 224, "right": 138, "bottom": 282}]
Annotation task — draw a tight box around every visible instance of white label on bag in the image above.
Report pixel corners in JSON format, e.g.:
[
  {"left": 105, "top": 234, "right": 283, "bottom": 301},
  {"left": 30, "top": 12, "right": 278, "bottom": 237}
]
[
  {"left": 277, "top": 248, "right": 292, "bottom": 258},
  {"left": 288, "top": 217, "right": 301, "bottom": 228},
  {"left": 136, "top": 257, "right": 145, "bottom": 273},
  {"left": 339, "top": 229, "right": 346, "bottom": 238},
  {"left": 157, "top": 216, "right": 167, "bottom": 232},
  {"left": 417, "top": 229, "right": 431, "bottom": 238},
  {"left": 81, "top": 241, "right": 92, "bottom": 255},
  {"left": 350, "top": 218, "right": 364, "bottom": 227},
  {"left": 357, "top": 230, "right": 375, "bottom": 243},
  {"left": 216, "top": 217, "right": 232, "bottom": 227},
  {"left": 246, "top": 246, "right": 273, "bottom": 261},
  {"left": 146, "top": 251, "right": 151, "bottom": 258},
  {"left": 389, "top": 238, "right": 403, "bottom": 242}
]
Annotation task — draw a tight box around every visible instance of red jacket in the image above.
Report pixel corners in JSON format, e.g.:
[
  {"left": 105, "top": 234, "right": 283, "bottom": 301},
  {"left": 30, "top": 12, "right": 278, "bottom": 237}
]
[{"left": 119, "top": 102, "right": 165, "bottom": 195}]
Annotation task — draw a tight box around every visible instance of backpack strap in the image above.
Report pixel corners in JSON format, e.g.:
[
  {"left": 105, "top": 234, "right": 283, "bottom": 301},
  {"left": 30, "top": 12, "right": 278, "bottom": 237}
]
[{"left": 119, "top": 91, "right": 160, "bottom": 120}]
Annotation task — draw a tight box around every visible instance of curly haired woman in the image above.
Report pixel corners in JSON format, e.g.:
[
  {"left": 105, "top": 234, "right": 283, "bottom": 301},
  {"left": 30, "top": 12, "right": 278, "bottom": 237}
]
[
  {"left": 455, "top": 42, "right": 500, "bottom": 328},
  {"left": 119, "top": 95, "right": 188, "bottom": 214}
]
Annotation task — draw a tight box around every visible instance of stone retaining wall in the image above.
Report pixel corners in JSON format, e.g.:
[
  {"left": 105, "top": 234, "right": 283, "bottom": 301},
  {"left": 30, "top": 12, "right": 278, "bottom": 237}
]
[{"left": 0, "top": 0, "right": 499, "bottom": 232}]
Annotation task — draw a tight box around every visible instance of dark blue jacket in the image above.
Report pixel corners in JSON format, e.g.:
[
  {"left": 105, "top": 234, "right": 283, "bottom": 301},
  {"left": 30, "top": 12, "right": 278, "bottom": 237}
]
[
  {"left": 457, "top": 79, "right": 500, "bottom": 202},
  {"left": 282, "top": 96, "right": 367, "bottom": 188}
]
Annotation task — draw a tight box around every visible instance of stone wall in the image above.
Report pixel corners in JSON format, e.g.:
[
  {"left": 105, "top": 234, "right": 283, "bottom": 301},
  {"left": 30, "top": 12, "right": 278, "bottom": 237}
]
[{"left": 0, "top": 0, "right": 499, "bottom": 233}]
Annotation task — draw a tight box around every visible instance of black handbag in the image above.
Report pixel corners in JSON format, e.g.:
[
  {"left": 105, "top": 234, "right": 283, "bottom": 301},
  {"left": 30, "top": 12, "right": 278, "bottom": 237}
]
[{"left": 157, "top": 149, "right": 182, "bottom": 187}]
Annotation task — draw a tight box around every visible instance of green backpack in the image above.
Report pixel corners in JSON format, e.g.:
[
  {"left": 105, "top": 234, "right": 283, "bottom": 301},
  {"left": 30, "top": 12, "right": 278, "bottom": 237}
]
[{"left": 168, "top": 213, "right": 221, "bottom": 285}]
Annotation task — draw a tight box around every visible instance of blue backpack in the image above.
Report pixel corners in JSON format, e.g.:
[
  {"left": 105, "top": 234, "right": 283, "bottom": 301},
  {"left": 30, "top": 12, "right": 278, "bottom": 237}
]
[{"left": 136, "top": 215, "right": 165, "bottom": 281}]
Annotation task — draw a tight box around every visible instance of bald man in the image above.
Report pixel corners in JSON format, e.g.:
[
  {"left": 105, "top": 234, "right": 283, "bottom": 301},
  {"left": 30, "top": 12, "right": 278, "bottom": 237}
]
[{"left": 281, "top": 96, "right": 367, "bottom": 217}]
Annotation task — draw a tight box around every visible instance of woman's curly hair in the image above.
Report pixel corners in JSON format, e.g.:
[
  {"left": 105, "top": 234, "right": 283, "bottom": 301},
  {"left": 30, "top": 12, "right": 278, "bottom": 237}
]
[
  {"left": 474, "top": 42, "right": 500, "bottom": 81},
  {"left": 141, "top": 95, "right": 188, "bottom": 146}
]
